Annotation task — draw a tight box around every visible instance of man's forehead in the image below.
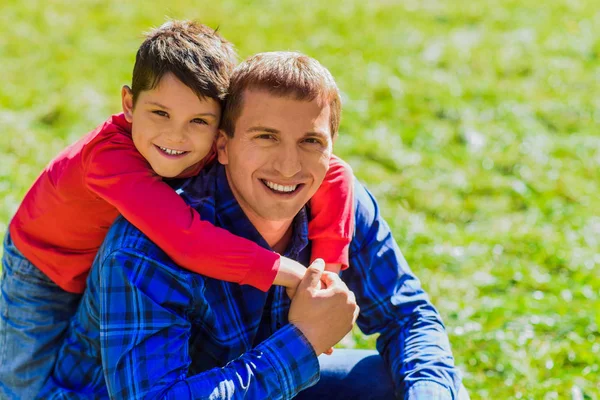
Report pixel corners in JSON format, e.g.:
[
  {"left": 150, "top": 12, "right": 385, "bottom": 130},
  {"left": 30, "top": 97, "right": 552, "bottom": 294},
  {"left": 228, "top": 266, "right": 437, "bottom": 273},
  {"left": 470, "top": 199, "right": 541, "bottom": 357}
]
[{"left": 237, "top": 90, "right": 331, "bottom": 131}]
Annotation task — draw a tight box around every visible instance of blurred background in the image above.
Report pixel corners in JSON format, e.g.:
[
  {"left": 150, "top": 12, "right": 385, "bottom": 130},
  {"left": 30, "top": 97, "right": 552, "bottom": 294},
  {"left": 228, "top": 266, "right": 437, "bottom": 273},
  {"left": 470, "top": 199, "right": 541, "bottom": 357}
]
[{"left": 1, "top": 0, "right": 599, "bottom": 398}]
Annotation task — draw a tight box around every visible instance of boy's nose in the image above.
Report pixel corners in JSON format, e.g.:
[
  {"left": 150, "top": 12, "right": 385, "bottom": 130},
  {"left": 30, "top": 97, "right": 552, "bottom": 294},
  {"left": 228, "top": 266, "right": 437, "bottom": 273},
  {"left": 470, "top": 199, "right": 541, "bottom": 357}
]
[{"left": 164, "top": 128, "right": 186, "bottom": 143}]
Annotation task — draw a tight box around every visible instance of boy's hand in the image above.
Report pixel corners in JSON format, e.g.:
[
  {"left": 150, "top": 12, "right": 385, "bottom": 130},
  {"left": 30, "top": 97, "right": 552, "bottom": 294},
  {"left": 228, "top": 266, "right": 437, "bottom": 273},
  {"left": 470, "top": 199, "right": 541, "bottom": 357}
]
[
  {"left": 273, "top": 256, "right": 306, "bottom": 298},
  {"left": 324, "top": 263, "right": 343, "bottom": 275}
]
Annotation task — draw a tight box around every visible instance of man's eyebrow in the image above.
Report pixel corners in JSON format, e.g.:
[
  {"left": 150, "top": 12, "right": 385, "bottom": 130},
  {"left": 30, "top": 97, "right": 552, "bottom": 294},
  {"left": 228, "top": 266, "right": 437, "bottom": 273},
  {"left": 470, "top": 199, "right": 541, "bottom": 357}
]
[
  {"left": 303, "top": 130, "right": 329, "bottom": 140},
  {"left": 247, "top": 126, "right": 280, "bottom": 134}
]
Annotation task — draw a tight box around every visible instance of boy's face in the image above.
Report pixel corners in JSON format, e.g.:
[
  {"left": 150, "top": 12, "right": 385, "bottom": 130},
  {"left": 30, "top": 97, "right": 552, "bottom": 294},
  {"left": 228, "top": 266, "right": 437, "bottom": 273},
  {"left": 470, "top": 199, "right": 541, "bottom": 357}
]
[
  {"left": 122, "top": 72, "right": 221, "bottom": 178},
  {"left": 217, "top": 89, "right": 333, "bottom": 224}
]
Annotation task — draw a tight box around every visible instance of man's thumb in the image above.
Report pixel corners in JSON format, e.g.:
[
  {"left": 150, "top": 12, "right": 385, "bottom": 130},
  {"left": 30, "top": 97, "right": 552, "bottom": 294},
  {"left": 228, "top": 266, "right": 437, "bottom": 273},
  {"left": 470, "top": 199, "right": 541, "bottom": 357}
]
[{"left": 301, "top": 258, "right": 325, "bottom": 289}]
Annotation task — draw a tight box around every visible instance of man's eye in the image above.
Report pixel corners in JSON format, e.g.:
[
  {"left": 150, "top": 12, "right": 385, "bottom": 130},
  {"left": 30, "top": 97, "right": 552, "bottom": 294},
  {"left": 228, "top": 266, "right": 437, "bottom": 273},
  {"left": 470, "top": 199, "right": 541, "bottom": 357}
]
[
  {"left": 304, "top": 138, "right": 322, "bottom": 145},
  {"left": 152, "top": 110, "right": 168, "bottom": 117},
  {"left": 192, "top": 118, "right": 208, "bottom": 125},
  {"left": 256, "top": 134, "right": 276, "bottom": 141}
]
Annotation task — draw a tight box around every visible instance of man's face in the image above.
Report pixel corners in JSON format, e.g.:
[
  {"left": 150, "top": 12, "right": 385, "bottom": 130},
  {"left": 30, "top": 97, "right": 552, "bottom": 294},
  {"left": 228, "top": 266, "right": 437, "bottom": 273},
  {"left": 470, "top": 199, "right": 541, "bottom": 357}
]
[
  {"left": 122, "top": 72, "right": 221, "bottom": 178},
  {"left": 218, "top": 89, "right": 333, "bottom": 224}
]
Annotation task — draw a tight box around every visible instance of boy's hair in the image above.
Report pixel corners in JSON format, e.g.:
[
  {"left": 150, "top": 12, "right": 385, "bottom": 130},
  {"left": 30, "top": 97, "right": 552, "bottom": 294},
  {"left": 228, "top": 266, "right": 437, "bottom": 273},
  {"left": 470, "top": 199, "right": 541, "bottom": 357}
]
[
  {"left": 221, "top": 51, "right": 341, "bottom": 137},
  {"left": 131, "top": 20, "right": 237, "bottom": 106}
]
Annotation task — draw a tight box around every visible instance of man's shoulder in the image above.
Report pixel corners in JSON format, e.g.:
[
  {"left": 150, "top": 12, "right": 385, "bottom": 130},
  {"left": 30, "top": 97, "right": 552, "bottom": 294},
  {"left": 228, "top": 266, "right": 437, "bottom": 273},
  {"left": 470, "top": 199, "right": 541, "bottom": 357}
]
[
  {"left": 350, "top": 178, "right": 394, "bottom": 252},
  {"left": 352, "top": 178, "right": 379, "bottom": 230},
  {"left": 108, "top": 214, "right": 145, "bottom": 242},
  {"left": 91, "top": 216, "right": 198, "bottom": 291},
  {"left": 98, "top": 216, "right": 160, "bottom": 262},
  {"left": 176, "top": 162, "right": 221, "bottom": 211}
]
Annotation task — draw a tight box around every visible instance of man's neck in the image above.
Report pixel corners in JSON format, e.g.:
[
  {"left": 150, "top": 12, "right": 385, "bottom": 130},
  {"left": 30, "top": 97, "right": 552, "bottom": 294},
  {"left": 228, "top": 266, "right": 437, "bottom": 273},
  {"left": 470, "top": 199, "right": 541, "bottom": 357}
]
[
  {"left": 255, "top": 218, "right": 293, "bottom": 254},
  {"left": 224, "top": 170, "right": 294, "bottom": 253}
]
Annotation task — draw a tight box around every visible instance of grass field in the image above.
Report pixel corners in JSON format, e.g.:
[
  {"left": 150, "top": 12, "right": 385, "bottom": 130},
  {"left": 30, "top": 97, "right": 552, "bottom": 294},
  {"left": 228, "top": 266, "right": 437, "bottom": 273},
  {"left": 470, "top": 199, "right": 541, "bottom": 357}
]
[{"left": 1, "top": 0, "right": 599, "bottom": 398}]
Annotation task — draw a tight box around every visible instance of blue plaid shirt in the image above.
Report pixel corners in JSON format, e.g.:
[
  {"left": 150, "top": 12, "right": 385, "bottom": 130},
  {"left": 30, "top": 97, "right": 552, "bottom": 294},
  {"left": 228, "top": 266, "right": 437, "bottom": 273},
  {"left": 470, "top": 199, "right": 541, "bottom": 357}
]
[{"left": 39, "top": 163, "right": 461, "bottom": 399}]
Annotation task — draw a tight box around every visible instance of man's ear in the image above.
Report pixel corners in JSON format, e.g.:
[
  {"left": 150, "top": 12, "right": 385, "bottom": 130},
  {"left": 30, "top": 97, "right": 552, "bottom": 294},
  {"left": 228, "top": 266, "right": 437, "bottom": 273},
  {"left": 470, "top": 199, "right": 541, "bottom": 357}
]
[
  {"left": 216, "top": 130, "right": 229, "bottom": 165},
  {"left": 121, "top": 85, "right": 134, "bottom": 123}
]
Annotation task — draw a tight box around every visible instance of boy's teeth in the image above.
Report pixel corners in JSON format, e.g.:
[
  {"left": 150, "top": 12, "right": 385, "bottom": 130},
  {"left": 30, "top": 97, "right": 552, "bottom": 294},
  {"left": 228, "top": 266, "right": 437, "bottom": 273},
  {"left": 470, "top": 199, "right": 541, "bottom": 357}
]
[
  {"left": 264, "top": 180, "right": 298, "bottom": 193},
  {"left": 159, "top": 146, "right": 185, "bottom": 155}
]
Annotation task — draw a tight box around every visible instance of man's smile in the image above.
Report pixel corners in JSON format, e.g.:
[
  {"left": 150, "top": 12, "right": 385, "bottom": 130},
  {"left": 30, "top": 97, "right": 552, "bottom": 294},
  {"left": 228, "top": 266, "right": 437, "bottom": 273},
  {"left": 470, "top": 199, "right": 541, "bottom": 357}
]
[{"left": 260, "top": 179, "right": 304, "bottom": 196}]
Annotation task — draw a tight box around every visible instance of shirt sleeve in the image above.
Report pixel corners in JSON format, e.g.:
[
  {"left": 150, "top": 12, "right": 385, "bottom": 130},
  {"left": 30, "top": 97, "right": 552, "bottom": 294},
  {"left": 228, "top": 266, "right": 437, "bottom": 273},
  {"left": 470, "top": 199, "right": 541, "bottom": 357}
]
[
  {"left": 83, "top": 134, "right": 279, "bottom": 291},
  {"left": 99, "top": 248, "right": 320, "bottom": 400},
  {"left": 308, "top": 154, "right": 354, "bottom": 269},
  {"left": 345, "top": 179, "right": 462, "bottom": 399}
]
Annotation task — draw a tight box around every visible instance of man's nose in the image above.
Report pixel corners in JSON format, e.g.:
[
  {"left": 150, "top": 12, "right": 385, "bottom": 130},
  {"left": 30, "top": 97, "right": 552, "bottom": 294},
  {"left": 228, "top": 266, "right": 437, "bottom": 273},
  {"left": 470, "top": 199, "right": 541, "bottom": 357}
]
[{"left": 273, "top": 144, "right": 301, "bottom": 178}]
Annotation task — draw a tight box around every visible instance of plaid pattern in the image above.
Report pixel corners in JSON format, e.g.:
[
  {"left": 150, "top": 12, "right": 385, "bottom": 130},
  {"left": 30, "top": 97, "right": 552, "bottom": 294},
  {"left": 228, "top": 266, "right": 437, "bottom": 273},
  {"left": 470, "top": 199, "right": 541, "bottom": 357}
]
[{"left": 39, "top": 164, "right": 460, "bottom": 399}]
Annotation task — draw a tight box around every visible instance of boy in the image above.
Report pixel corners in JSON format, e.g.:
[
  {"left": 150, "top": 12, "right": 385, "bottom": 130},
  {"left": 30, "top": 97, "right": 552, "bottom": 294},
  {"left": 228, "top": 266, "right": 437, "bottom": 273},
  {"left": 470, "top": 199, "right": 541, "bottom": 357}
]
[{"left": 0, "top": 20, "right": 353, "bottom": 399}]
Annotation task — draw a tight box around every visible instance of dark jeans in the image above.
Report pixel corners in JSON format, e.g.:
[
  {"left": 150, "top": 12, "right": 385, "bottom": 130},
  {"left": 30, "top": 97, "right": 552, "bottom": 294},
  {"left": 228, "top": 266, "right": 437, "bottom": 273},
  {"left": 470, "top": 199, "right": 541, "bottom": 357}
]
[{"left": 295, "top": 349, "right": 469, "bottom": 400}]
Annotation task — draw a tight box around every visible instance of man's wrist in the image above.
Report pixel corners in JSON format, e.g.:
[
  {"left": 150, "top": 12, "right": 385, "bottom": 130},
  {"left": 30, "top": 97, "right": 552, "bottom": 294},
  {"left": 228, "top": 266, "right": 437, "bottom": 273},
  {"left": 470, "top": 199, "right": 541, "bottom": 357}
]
[{"left": 258, "top": 324, "right": 320, "bottom": 398}]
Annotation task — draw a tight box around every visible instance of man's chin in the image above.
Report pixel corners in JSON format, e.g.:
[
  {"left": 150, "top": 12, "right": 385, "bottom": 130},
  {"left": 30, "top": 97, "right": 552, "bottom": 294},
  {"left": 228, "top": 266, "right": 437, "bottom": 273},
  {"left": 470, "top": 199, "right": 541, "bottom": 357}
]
[{"left": 256, "top": 206, "right": 304, "bottom": 223}]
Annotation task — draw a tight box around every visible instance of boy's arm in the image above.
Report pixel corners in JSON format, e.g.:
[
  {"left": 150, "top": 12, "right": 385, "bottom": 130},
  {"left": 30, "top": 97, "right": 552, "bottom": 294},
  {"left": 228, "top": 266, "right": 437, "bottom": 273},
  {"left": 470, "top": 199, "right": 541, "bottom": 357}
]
[
  {"left": 84, "top": 135, "right": 293, "bottom": 292},
  {"left": 99, "top": 248, "right": 319, "bottom": 400},
  {"left": 308, "top": 154, "right": 354, "bottom": 273}
]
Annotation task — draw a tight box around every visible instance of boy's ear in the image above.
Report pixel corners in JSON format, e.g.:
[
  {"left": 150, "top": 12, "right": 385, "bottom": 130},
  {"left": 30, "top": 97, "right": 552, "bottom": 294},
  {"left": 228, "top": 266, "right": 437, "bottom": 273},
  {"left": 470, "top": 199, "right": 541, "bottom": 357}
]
[
  {"left": 216, "top": 130, "right": 229, "bottom": 165},
  {"left": 121, "top": 85, "right": 134, "bottom": 123}
]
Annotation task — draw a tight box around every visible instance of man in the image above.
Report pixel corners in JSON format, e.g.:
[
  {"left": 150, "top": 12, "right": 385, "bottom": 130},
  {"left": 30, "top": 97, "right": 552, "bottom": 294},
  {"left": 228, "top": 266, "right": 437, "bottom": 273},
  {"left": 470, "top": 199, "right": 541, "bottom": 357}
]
[{"left": 40, "top": 52, "right": 465, "bottom": 399}]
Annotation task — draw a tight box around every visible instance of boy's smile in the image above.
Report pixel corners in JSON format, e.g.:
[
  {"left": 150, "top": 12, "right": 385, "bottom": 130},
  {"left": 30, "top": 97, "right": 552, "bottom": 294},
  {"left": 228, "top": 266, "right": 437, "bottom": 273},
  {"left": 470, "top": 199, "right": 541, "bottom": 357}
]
[
  {"left": 122, "top": 72, "right": 221, "bottom": 178},
  {"left": 155, "top": 145, "right": 188, "bottom": 157}
]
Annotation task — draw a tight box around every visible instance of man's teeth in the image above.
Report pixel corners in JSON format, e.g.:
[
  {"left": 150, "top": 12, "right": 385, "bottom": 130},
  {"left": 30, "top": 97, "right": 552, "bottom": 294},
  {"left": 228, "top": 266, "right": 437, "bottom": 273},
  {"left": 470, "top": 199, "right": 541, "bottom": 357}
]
[
  {"left": 158, "top": 146, "right": 185, "bottom": 155},
  {"left": 263, "top": 180, "right": 298, "bottom": 193}
]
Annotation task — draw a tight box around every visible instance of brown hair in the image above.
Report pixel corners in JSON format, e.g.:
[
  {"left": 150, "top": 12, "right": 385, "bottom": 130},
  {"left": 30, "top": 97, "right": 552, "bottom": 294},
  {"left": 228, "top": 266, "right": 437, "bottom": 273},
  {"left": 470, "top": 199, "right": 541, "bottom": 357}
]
[
  {"left": 131, "top": 20, "right": 237, "bottom": 106},
  {"left": 221, "top": 51, "right": 341, "bottom": 137}
]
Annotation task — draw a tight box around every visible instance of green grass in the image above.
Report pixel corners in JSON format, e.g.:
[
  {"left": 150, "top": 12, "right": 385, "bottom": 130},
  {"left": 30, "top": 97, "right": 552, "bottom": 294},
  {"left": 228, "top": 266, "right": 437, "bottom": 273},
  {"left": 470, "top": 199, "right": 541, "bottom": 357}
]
[{"left": 1, "top": 1, "right": 599, "bottom": 398}]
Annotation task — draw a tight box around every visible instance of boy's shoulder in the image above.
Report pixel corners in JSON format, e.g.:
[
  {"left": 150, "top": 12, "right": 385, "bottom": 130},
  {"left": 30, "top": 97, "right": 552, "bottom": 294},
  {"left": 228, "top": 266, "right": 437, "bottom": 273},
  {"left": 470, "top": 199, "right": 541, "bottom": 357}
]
[
  {"left": 52, "top": 113, "right": 133, "bottom": 163},
  {"left": 88, "top": 113, "right": 132, "bottom": 143}
]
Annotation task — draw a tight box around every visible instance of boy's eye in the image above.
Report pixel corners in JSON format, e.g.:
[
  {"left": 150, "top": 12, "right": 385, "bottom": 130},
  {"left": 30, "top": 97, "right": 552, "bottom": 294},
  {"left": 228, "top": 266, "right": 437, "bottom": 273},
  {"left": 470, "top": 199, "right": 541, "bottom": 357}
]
[
  {"left": 191, "top": 118, "right": 208, "bottom": 125},
  {"left": 152, "top": 110, "right": 168, "bottom": 117}
]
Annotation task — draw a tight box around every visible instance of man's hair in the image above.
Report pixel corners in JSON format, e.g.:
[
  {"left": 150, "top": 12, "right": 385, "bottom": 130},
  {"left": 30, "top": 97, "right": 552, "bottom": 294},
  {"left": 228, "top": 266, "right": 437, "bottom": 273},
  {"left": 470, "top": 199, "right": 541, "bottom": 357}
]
[
  {"left": 221, "top": 51, "right": 341, "bottom": 137},
  {"left": 131, "top": 20, "right": 237, "bottom": 106}
]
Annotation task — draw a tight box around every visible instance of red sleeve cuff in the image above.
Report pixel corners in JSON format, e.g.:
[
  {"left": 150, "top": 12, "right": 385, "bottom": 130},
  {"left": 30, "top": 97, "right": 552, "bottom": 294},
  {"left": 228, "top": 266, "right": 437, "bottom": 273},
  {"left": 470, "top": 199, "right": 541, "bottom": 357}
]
[
  {"left": 240, "top": 250, "right": 281, "bottom": 292},
  {"left": 310, "top": 239, "right": 350, "bottom": 270}
]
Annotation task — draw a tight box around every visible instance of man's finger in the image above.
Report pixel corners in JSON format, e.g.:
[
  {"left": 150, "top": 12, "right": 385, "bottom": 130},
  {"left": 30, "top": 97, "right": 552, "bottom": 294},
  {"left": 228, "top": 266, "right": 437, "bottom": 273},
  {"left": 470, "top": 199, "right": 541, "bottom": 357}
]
[
  {"left": 352, "top": 305, "right": 360, "bottom": 324},
  {"left": 300, "top": 258, "right": 325, "bottom": 290},
  {"left": 320, "top": 271, "right": 347, "bottom": 291}
]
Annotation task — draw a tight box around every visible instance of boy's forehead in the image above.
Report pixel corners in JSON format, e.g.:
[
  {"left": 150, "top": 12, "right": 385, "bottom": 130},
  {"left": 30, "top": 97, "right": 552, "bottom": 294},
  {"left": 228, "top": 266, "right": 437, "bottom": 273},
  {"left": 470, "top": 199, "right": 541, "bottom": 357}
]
[{"left": 134, "top": 74, "right": 221, "bottom": 115}]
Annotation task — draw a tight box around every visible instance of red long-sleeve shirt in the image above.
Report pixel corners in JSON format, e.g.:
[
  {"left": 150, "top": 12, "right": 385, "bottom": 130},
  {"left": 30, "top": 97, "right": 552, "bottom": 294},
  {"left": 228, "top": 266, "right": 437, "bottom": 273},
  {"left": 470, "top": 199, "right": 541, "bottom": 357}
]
[{"left": 9, "top": 113, "right": 353, "bottom": 293}]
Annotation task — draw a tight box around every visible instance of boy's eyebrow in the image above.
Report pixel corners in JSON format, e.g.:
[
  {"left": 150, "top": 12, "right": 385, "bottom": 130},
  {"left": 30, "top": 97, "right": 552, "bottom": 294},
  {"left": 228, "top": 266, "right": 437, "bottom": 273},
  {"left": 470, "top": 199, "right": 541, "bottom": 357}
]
[
  {"left": 146, "top": 101, "right": 172, "bottom": 110},
  {"left": 146, "top": 101, "right": 218, "bottom": 118}
]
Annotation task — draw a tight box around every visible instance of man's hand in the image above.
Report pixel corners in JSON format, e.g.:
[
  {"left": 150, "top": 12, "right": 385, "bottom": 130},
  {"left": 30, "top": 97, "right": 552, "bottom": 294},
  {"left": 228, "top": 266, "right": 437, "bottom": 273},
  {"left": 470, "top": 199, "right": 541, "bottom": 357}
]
[{"left": 288, "top": 259, "right": 359, "bottom": 356}]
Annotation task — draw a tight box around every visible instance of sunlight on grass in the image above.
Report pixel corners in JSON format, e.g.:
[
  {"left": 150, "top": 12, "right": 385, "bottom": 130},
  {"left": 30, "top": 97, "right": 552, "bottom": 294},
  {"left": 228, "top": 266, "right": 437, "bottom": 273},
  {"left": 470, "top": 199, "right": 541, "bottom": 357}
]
[{"left": 1, "top": 0, "right": 599, "bottom": 398}]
